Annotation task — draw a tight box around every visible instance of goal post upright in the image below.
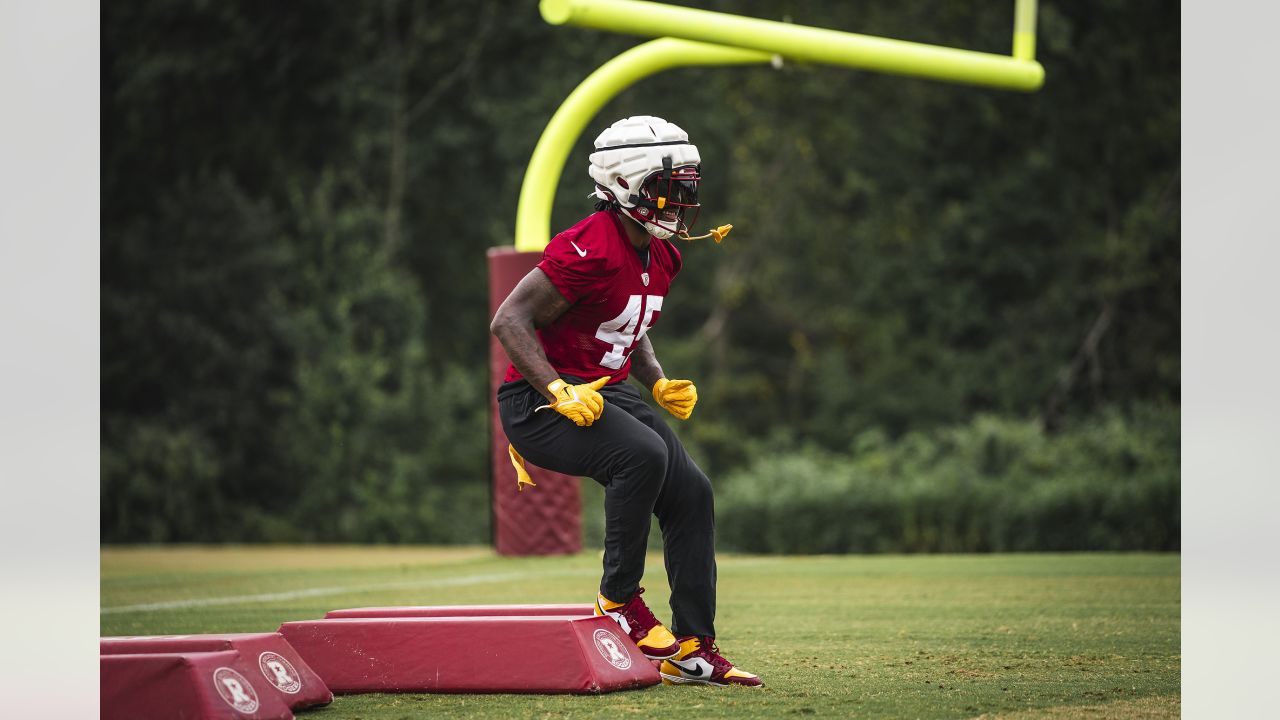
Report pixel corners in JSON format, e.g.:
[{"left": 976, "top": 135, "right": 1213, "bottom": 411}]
[{"left": 1014, "top": 0, "right": 1039, "bottom": 61}]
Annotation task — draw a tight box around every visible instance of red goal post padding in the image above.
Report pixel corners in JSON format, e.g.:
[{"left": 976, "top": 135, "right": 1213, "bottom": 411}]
[{"left": 488, "top": 247, "right": 582, "bottom": 556}]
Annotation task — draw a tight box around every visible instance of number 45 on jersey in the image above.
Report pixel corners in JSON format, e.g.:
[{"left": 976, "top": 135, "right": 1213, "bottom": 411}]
[{"left": 595, "top": 294, "right": 663, "bottom": 370}]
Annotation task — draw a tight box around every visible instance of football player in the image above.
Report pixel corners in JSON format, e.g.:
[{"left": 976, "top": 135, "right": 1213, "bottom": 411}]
[{"left": 491, "top": 116, "right": 762, "bottom": 688}]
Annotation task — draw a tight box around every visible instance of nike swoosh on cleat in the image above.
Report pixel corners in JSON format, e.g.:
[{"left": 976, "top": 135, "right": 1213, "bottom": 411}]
[
  {"left": 570, "top": 241, "right": 588, "bottom": 257},
  {"left": 597, "top": 598, "right": 632, "bottom": 634},
  {"left": 667, "top": 658, "right": 710, "bottom": 679}
]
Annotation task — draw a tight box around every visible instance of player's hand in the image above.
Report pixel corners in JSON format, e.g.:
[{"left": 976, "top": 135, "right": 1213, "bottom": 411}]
[
  {"left": 536, "top": 376, "right": 611, "bottom": 426},
  {"left": 652, "top": 378, "right": 697, "bottom": 420}
]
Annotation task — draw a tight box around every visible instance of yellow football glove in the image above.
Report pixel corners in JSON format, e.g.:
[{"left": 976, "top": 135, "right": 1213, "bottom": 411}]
[
  {"left": 652, "top": 377, "right": 697, "bottom": 420},
  {"left": 536, "top": 376, "right": 610, "bottom": 426}
]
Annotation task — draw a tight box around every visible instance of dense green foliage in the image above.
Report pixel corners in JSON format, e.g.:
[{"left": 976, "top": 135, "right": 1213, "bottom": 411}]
[
  {"left": 102, "top": 1, "right": 1178, "bottom": 545},
  {"left": 716, "top": 405, "right": 1179, "bottom": 553}
]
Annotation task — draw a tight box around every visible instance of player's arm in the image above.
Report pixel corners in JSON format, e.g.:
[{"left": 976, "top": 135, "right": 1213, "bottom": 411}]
[
  {"left": 630, "top": 334, "right": 666, "bottom": 390},
  {"left": 633, "top": 335, "right": 698, "bottom": 420},
  {"left": 490, "top": 268, "right": 572, "bottom": 403}
]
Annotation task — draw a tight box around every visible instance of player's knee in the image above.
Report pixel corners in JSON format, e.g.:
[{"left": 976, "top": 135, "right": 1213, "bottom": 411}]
[{"left": 623, "top": 434, "right": 668, "bottom": 484}]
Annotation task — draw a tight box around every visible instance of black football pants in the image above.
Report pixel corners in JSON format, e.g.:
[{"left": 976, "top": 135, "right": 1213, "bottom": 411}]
[{"left": 498, "top": 377, "right": 717, "bottom": 638}]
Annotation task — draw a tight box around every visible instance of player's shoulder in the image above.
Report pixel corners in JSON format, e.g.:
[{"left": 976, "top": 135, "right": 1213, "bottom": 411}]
[{"left": 544, "top": 211, "right": 627, "bottom": 271}]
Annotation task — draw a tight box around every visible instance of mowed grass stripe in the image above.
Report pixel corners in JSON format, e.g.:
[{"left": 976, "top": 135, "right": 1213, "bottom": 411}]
[
  {"left": 101, "top": 569, "right": 600, "bottom": 614},
  {"left": 99, "top": 548, "right": 792, "bottom": 610},
  {"left": 100, "top": 548, "right": 1178, "bottom": 719}
]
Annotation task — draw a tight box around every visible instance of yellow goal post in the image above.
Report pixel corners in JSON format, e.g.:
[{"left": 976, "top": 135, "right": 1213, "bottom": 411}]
[{"left": 515, "top": 0, "right": 1044, "bottom": 250}]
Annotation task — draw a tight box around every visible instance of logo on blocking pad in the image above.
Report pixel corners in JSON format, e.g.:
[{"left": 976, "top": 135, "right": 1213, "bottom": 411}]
[
  {"left": 213, "top": 667, "right": 260, "bottom": 713},
  {"left": 259, "top": 651, "right": 303, "bottom": 694},
  {"left": 592, "top": 628, "right": 632, "bottom": 670}
]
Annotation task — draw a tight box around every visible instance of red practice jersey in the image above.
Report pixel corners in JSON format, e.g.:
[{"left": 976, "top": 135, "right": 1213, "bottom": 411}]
[{"left": 504, "top": 211, "right": 682, "bottom": 386}]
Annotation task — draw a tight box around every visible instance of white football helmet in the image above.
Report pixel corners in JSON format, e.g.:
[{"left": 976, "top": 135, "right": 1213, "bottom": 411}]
[{"left": 589, "top": 115, "right": 701, "bottom": 239}]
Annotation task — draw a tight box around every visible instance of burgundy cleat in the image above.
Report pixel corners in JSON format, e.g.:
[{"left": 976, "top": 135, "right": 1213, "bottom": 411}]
[
  {"left": 594, "top": 587, "right": 681, "bottom": 660},
  {"left": 660, "top": 636, "right": 763, "bottom": 688}
]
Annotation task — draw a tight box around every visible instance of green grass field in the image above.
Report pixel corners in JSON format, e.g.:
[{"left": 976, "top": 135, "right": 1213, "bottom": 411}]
[{"left": 101, "top": 547, "right": 1179, "bottom": 719}]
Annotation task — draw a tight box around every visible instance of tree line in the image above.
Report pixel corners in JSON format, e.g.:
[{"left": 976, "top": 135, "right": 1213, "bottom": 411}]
[{"left": 102, "top": 0, "right": 1178, "bottom": 547}]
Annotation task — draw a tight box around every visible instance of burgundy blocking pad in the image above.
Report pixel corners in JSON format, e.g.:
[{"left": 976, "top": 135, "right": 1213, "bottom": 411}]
[
  {"left": 279, "top": 615, "right": 659, "bottom": 694},
  {"left": 324, "top": 603, "right": 594, "bottom": 619},
  {"left": 100, "top": 632, "right": 332, "bottom": 710},
  {"left": 101, "top": 650, "right": 294, "bottom": 720}
]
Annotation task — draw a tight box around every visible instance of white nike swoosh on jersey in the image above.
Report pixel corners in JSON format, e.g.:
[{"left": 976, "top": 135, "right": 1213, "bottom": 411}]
[{"left": 570, "top": 241, "right": 588, "bottom": 257}]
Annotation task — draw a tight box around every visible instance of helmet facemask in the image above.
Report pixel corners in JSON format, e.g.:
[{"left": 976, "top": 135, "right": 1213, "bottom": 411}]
[{"left": 625, "top": 158, "right": 701, "bottom": 240}]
